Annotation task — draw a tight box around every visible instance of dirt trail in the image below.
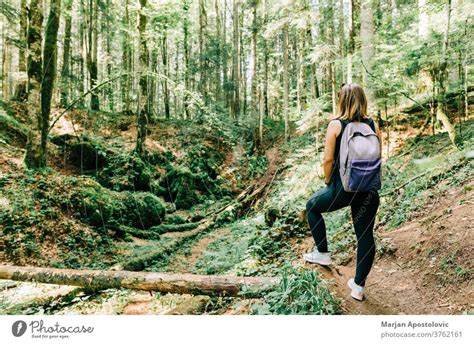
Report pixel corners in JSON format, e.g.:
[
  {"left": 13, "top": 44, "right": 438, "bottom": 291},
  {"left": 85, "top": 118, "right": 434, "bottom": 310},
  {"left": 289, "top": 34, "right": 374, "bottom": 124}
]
[{"left": 299, "top": 179, "right": 474, "bottom": 315}]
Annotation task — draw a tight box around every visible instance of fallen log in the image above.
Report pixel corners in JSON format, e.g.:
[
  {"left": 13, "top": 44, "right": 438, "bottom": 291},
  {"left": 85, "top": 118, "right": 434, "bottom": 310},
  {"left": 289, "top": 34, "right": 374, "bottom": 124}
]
[{"left": 0, "top": 265, "right": 278, "bottom": 297}]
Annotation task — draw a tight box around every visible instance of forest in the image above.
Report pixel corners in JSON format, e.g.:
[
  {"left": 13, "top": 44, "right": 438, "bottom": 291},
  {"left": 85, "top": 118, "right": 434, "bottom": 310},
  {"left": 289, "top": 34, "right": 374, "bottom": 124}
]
[{"left": 0, "top": 0, "right": 472, "bottom": 315}]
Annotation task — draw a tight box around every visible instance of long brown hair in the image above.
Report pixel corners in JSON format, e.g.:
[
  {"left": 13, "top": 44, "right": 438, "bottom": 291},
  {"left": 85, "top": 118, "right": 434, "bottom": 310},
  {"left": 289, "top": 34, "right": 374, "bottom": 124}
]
[{"left": 337, "top": 83, "right": 368, "bottom": 121}]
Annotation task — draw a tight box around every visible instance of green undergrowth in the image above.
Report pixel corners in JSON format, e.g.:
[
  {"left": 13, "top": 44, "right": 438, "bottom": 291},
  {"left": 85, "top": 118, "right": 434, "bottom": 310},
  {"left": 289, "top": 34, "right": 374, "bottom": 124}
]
[
  {"left": 0, "top": 107, "right": 28, "bottom": 146},
  {"left": 0, "top": 170, "right": 166, "bottom": 267},
  {"left": 378, "top": 119, "right": 474, "bottom": 229},
  {"left": 52, "top": 132, "right": 234, "bottom": 210},
  {"left": 192, "top": 216, "right": 259, "bottom": 275},
  {"left": 248, "top": 265, "right": 340, "bottom": 315}
]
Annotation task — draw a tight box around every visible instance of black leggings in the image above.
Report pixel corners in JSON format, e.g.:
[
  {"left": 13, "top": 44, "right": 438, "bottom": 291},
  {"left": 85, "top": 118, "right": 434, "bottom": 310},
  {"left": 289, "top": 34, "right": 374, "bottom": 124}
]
[{"left": 306, "top": 179, "right": 380, "bottom": 286}]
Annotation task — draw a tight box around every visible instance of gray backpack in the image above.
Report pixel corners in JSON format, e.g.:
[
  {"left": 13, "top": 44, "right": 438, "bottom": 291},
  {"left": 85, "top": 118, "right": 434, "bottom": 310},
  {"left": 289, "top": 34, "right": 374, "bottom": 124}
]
[{"left": 339, "top": 120, "right": 381, "bottom": 192}]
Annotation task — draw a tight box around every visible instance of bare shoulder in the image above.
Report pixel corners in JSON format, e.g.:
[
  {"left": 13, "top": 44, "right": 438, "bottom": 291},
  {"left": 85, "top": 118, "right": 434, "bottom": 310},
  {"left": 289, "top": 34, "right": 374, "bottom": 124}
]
[{"left": 327, "top": 119, "right": 342, "bottom": 136}]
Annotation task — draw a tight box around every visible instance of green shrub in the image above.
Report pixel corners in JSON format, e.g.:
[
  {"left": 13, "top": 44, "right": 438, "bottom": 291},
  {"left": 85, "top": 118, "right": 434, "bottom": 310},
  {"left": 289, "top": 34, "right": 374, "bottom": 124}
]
[
  {"left": 250, "top": 266, "right": 340, "bottom": 315},
  {"left": 159, "top": 165, "right": 201, "bottom": 209},
  {"left": 99, "top": 152, "right": 159, "bottom": 193},
  {"left": 66, "top": 178, "right": 165, "bottom": 229},
  {"left": 122, "top": 192, "right": 166, "bottom": 229}
]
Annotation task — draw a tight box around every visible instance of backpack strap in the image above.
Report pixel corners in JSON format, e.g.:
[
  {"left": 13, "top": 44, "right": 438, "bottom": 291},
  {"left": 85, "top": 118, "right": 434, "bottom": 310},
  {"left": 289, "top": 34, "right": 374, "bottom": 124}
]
[
  {"left": 366, "top": 118, "right": 376, "bottom": 133},
  {"left": 335, "top": 119, "right": 349, "bottom": 137}
]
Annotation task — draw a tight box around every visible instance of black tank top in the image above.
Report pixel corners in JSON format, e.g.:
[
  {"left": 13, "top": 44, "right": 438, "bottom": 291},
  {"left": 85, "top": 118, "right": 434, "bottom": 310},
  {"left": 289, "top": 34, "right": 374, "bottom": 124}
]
[{"left": 330, "top": 117, "right": 376, "bottom": 183}]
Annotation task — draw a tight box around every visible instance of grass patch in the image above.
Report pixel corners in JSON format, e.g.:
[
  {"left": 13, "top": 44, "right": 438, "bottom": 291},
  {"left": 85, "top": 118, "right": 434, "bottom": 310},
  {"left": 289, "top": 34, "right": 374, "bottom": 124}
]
[{"left": 249, "top": 265, "right": 340, "bottom": 315}]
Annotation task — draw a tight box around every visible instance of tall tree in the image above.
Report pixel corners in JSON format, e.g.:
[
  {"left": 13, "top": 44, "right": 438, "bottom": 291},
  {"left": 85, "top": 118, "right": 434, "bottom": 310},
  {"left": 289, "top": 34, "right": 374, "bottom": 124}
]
[
  {"left": 361, "top": 0, "right": 375, "bottom": 108},
  {"left": 250, "top": 0, "right": 259, "bottom": 117},
  {"left": 122, "top": 0, "right": 132, "bottom": 113},
  {"left": 60, "top": 0, "right": 73, "bottom": 107},
  {"left": 24, "top": 0, "right": 43, "bottom": 168},
  {"left": 231, "top": 0, "right": 240, "bottom": 120},
  {"left": 199, "top": 0, "right": 208, "bottom": 100},
  {"left": 283, "top": 21, "right": 289, "bottom": 141},
  {"left": 347, "top": 0, "right": 355, "bottom": 83},
  {"left": 19, "top": 0, "right": 27, "bottom": 73},
  {"left": 136, "top": 0, "right": 149, "bottom": 156},
  {"left": 86, "top": 0, "right": 100, "bottom": 110},
  {"left": 39, "top": 0, "right": 62, "bottom": 166},
  {"left": 182, "top": 0, "right": 191, "bottom": 119}
]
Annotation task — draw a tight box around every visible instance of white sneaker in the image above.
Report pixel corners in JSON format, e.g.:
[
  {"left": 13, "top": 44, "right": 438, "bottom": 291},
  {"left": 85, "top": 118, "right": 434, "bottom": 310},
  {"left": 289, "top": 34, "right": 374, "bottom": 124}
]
[
  {"left": 347, "top": 278, "right": 365, "bottom": 301},
  {"left": 303, "top": 248, "right": 332, "bottom": 266}
]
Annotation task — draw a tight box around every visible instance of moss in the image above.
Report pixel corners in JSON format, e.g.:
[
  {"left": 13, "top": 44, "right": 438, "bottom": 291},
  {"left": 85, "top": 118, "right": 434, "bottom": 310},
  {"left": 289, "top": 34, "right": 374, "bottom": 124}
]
[
  {"left": 122, "top": 192, "right": 165, "bottom": 229},
  {"left": 148, "top": 222, "right": 199, "bottom": 234},
  {"left": 99, "top": 152, "right": 159, "bottom": 193},
  {"left": 71, "top": 186, "right": 118, "bottom": 227},
  {"left": 164, "top": 214, "right": 188, "bottom": 225},
  {"left": 67, "top": 178, "right": 165, "bottom": 229},
  {"left": 159, "top": 165, "right": 201, "bottom": 209},
  {"left": 0, "top": 110, "right": 28, "bottom": 146},
  {"left": 52, "top": 134, "right": 108, "bottom": 171}
]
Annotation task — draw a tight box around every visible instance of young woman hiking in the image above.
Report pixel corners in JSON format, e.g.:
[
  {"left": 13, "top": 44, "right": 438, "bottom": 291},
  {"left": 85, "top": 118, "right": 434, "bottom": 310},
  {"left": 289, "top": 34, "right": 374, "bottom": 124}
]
[{"left": 304, "top": 83, "right": 382, "bottom": 301}]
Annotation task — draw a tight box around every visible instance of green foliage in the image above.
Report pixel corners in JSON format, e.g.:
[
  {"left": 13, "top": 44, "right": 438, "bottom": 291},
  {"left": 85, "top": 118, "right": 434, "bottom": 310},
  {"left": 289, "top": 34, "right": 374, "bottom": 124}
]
[
  {"left": 160, "top": 165, "right": 201, "bottom": 209},
  {"left": 248, "top": 206, "right": 306, "bottom": 263},
  {"left": 69, "top": 182, "right": 165, "bottom": 230},
  {"left": 0, "top": 109, "right": 28, "bottom": 146},
  {"left": 123, "top": 192, "right": 166, "bottom": 229},
  {"left": 193, "top": 219, "right": 254, "bottom": 275},
  {"left": 0, "top": 171, "right": 118, "bottom": 267},
  {"left": 159, "top": 162, "right": 230, "bottom": 210},
  {"left": 98, "top": 152, "right": 160, "bottom": 193},
  {"left": 149, "top": 222, "right": 199, "bottom": 234},
  {"left": 379, "top": 120, "right": 474, "bottom": 229},
  {"left": 250, "top": 265, "right": 340, "bottom": 315}
]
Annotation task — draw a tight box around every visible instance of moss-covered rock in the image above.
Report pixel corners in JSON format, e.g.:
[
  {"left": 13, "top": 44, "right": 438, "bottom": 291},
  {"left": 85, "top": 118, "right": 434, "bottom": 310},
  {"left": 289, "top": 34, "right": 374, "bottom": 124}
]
[
  {"left": 67, "top": 178, "right": 165, "bottom": 229},
  {"left": 51, "top": 134, "right": 108, "bottom": 171},
  {"left": 159, "top": 165, "right": 201, "bottom": 209},
  {"left": 71, "top": 185, "right": 118, "bottom": 227},
  {"left": 122, "top": 192, "right": 166, "bottom": 229},
  {"left": 98, "top": 152, "right": 159, "bottom": 193}
]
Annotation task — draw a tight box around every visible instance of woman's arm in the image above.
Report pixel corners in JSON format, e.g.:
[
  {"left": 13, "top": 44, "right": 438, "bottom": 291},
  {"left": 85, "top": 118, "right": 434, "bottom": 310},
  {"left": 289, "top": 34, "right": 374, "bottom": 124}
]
[{"left": 322, "top": 120, "right": 341, "bottom": 184}]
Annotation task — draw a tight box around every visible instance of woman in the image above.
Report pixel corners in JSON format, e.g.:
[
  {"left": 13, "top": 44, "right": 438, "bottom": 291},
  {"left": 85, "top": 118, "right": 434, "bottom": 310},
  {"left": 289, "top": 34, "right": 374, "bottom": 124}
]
[{"left": 304, "top": 83, "right": 381, "bottom": 301}]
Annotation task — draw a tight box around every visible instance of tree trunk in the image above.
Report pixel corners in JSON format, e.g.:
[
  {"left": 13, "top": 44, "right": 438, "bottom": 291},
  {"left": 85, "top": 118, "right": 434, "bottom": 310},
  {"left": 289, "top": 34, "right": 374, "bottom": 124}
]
[
  {"left": 136, "top": 0, "right": 149, "bottom": 156},
  {"left": 199, "top": 0, "right": 208, "bottom": 100},
  {"left": 78, "top": 3, "right": 86, "bottom": 108},
  {"left": 347, "top": 0, "right": 355, "bottom": 83},
  {"left": 19, "top": 0, "right": 27, "bottom": 72},
  {"left": 122, "top": 0, "right": 132, "bottom": 114},
  {"left": 38, "top": 0, "right": 61, "bottom": 167},
  {"left": 329, "top": 1, "right": 337, "bottom": 116},
  {"left": 2, "top": 29, "right": 10, "bottom": 100},
  {"left": 283, "top": 22, "right": 289, "bottom": 142},
  {"left": 0, "top": 266, "right": 278, "bottom": 297},
  {"left": 361, "top": 0, "right": 375, "bottom": 108},
  {"left": 86, "top": 0, "right": 99, "bottom": 110},
  {"left": 250, "top": 0, "right": 258, "bottom": 117},
  {"left": 215, "top": 0, "right": 222, "bottom": 102},
  {"left": 12, "top": 1, "right": 28, "bottom": 101},
  {"left": 105, "top": 0, "right": 114, "bottom": 112},
  {"left": 24, "top": 0, "right": 43, "bottom": 168},
  {"left": 60, "top": 0, "right": 73, "bottom": 108},
  {"left": 162, "top": 32, "right": 170, "bottom": 120},
  {"left": 436, "top": 0, "right": 457, "bottom": 146},
  {"left": 297, "top": 28, "right": 306, "bottom": 111},
  {"left": 183, "top": 0, "right": 191, "bottom": 119},
  {"left": 231, "top": 0, "right": 240, "bottom": 120}
]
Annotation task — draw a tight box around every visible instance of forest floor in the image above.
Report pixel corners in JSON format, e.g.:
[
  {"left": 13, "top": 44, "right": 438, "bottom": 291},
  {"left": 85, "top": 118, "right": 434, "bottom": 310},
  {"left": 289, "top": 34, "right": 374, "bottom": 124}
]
[{"left": 0, "top": 101, "right": 473, "bottom": 315}]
